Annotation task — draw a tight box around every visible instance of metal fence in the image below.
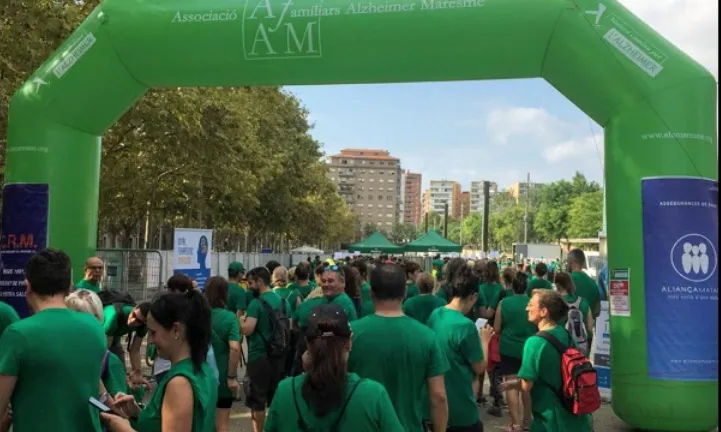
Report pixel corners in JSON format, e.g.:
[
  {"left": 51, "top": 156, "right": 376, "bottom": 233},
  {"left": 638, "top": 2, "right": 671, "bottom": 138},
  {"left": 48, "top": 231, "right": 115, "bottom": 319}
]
[{"left": 97, "top": 249, "right": 164, "bottom": 302}]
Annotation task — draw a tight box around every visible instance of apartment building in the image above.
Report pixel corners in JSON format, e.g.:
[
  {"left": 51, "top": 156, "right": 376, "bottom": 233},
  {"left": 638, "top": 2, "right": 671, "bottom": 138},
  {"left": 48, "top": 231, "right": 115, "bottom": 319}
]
[
  {"left": 402, "top": 171, "right": 422, "bottom": 226},
  {"left": 506, "top": 181, "right": 544, "bottom": 200},
  {"left": 470, "top": 180, "right": 499, "bottom": 214},
  {"left": 326, "top": 149, "right": 402, "bottom": 229},
  {"left": 427, "top": 180, "right": 461, "bottom": 218},
  {"left": 460, "top": 191, "right": 471, "bottom": 218}
]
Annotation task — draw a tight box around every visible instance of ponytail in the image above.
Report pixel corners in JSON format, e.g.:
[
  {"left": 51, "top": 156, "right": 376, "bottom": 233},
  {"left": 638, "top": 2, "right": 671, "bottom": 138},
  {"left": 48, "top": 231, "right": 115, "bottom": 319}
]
[
  {"left": 302, "top": 335, "right": 348, "bottom": 417},
  {"left": 150, "top": 290, "right": 212, "bottom": 373}
]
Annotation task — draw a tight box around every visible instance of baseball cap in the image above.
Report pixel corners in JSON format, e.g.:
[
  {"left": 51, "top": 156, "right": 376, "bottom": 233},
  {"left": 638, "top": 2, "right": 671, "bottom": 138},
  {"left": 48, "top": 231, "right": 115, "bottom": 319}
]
[
  {"left": 228, "top": 261, "right": 245, "bottom": 274},
  {"left": 306, "top": 304, "right": 351, "bottom": 339}
]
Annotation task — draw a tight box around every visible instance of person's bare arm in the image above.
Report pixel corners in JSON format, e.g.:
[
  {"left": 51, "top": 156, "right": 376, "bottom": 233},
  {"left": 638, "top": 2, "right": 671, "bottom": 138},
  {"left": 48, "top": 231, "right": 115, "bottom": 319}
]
[
  {"left": 228, "top": 341, "right": 240, "bottom": 380},
  {"left": 0, "top": 375, "right": 17, "bottom": 425},
  {"left": 426, "top": 375, "right": 448, "bottom": 432},
  {"left": 129, "top": 335, "right": 144, "bottom": 376},
  {"left": 586, "top": 309, "right": 595, "bottom": 341},
  {"left": 493, "top": 302, "right": 503, "bottom": 334},
  {"left": 241, "top": 317, "right": 257, "bottom": 336},
  {"left": 161, "top": 376, "right": 194, "bottom": 432}
]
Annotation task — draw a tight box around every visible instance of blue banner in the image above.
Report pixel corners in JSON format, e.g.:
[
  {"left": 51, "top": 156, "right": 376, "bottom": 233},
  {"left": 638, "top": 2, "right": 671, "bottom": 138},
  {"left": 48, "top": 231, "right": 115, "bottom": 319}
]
[
  {"left": 642, "top": 177, "right": 718, "bottom": 381},
  {"left": 0, "top": 184, "right": 50, "bottom": 318},
  {"left": 173, "top": 228, "right": 212, "bottom": 290}
]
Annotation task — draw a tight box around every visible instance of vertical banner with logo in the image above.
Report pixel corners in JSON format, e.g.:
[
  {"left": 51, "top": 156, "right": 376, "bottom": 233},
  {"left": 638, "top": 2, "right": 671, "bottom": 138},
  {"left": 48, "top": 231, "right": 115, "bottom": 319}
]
[
  {"left": 173, "top": 228, "right": 213, "bottom": 290},
  {"left": 609, "top": 268, "right": 630, "bottom": 317},
  {"left": 593, "top": 301, "right": 611, "bottom": 400},
  {"left": 0, "top": 184, "right": 50, "bottom": 318},
  {"left": 642, "top": 177, "right": 718, "bottom": 381}
]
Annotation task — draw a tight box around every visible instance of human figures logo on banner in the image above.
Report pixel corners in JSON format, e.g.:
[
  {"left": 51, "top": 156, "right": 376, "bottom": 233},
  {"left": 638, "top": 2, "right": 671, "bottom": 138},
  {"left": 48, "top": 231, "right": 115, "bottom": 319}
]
[{"left": 671, "top": 234, "right": 716, "bottom": 282}]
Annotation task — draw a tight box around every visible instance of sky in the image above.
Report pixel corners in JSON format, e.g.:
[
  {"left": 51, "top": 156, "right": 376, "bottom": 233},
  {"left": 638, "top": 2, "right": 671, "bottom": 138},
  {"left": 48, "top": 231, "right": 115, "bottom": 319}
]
[{"left": 286, "top": 0, "right": 718, "bottom": 191}]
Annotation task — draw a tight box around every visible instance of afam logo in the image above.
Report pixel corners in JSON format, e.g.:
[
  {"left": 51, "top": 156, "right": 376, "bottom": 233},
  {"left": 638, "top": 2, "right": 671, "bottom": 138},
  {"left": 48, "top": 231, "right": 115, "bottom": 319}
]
[
  {"left": 670, "top": 233, "right": 717, "bottom": 283},
  {"left": 243, "top": 0, "right": 322, "bottom": 60}
]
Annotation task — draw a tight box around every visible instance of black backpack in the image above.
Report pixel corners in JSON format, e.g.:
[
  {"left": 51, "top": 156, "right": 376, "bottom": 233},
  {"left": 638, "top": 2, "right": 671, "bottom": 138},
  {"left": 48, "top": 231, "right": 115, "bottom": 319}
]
[
  {"left": 293, "top": 376, "right": 363, "bottom": 432},
  {"left": 258, "top": 297, "right": 291, "bottom": 359}
]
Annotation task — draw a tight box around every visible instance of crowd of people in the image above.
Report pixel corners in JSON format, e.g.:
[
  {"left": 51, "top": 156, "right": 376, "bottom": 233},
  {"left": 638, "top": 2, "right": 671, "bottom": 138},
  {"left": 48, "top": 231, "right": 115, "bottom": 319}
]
[{"left": 0, "top": 247, "right": 604, "bottom": 432}]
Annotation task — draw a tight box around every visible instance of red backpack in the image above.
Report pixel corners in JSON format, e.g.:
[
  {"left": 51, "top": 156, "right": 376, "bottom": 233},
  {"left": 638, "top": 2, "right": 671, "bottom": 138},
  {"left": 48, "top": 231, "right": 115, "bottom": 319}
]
[{"left": 537, "top": 330, "right": 600, "bottom": 415}]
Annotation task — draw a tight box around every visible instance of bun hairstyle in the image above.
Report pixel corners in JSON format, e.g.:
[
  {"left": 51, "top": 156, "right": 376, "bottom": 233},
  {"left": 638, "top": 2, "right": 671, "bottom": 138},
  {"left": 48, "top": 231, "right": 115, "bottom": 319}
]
[
  {"left": 511, "top": 271, "right": 528, "bottom": 294},
  {"left": 150, "top": 290, "right": 212, "bottom": 373},
  {"left": 553, "top": 272, "right": 575, "bottom": 295},
  {"left": 532, "top": 289, "right": 569, "bottom": 323},
  {"left": 450, "top": 265, "right": 480, "bottom": 300}
]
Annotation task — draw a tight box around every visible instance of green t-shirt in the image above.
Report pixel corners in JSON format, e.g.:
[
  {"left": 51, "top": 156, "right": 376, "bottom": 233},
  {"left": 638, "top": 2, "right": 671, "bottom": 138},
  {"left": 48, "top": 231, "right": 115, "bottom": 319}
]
[
  {"left": 402, "top": 295, "right": 447, "bottom": 325},
  {"left": 405, "top": 282, "right": 420, "bottom": 302},
  {"left": 103, "top": 304, "right": 148, "bottom": 340},
  {"left": 273, "top": 286, "right": 302, "bottom": 314},
  {"left": 0, "top": 308, "right": 106, "bottom": 432},
  {"left": 227, "top": 282, "right": 249, "bottom": 314},
  {"left": 479, "top": 282, "right": 503, "bottom": 307},
  {"left": 426, "top": 307, "right": 483, "bottom": 427},
  {"left": 527, "top": 277, "right": 553, "bottom": 296},
  {"left": 289, "top": 281, "right": 314, "bottom": 300},
  {"left": 135, "top": 358, "right": 217, "bottom": 432},
  {"left": 265, "top": 373, "right": 404, "bottom": 431},
  {"left": 246, "top": 291, "right": 289, "bottom": 363},
  {"left": 292, "top": 293, "right": 358, "bottom": 329},
  {"left": 359, "top": 300, "right": 375, "bottom": 318},
  {"left": 436, "top": 284, "right": 488, "bottom": 321},
  {"left": 489, "top": 288, "right": 514, "bottom": 310},
  {"left": 210, "top": 308, "right": 241, "bottom": 399},
  {"left": 75, "top": 278, "right": 100, "bottom": 293},
  {"left": 360, "top": 282, "right": 371, "bottom": 303},
  {"left": 432, "top": 260, "right": 444, "bottom": 280},
  {"left": 517, "top": 326, "right": 593, "bottom": 432},
  {"left": 571, "top": 271, "right": 601, "bottom": 318},
  {"left": 103, "top": 351, "right": 129, "bottom": 397},
  {"left": 498, "top": 295, "right": 538, "bottom": 359},
  {"left": 561, "top": 294, "right": 593, "bottom": 337},
  {"left": 0, "top": 301, "right": 20, "bottom": 339},
  {"left": 347, "top": 315, "right": 449, "bottom": 432}
]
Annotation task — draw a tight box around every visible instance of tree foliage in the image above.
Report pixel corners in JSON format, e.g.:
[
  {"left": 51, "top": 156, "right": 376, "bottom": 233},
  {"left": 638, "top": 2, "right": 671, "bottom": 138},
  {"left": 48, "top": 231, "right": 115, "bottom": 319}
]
[{"left": 1, "top": 0, "right": 356, "bottom": 251}]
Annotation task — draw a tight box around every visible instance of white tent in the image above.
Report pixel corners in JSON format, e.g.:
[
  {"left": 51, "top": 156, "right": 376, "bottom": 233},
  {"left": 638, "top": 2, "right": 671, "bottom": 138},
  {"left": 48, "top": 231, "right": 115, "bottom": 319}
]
[{"left": 290, "top": 245, "right": 324, "bottom": 254}]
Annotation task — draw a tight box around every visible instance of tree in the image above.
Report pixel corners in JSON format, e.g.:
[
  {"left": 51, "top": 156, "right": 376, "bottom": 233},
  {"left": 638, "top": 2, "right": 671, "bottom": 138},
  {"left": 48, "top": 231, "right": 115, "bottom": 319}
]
[
  {"left": 567, "top": 190, "right": 603, "bottom": 238},
  {"left": 390, "top": 222, "right": 418, "bottom": 245},
  {"left": 361, "top": 222, "right": 377, "bottom": 239}
]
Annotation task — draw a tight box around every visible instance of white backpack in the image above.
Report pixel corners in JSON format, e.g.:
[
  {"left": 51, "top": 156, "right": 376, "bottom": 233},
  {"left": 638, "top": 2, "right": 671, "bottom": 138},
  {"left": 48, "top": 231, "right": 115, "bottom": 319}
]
[{"left": 565, "top": 297, "right": 589, "bottom": 354}]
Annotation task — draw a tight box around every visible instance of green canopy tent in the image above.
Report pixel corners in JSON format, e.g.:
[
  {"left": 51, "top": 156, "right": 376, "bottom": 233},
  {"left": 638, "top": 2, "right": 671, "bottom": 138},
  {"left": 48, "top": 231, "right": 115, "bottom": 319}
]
[
  {"left": 405, "top": 231, "right": 462, "bottom": 253},
  {"left": 347, "top": 232, "right": 403, "bottom": 254}
]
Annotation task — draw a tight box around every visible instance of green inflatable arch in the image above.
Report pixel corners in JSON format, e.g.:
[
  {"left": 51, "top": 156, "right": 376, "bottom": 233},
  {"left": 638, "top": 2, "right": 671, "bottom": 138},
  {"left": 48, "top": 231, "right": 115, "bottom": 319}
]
[{"left": 4, "top": 0, "right": 717, "bottom": 429}]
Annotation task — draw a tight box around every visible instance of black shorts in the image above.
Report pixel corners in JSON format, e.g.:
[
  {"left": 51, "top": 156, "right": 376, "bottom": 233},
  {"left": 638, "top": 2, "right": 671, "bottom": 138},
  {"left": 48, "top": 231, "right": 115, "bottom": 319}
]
[
  {"left": 447, "top": 422, "right": 484, "bottom": 432},
  {"left": 216, "top": 397, "right": 234, "bottom": 409},
  {"left": 499, "top": 355, "right": 523, "bottom": 376},
  {"left": 244, "top": 356, "right": 282, "bottom": 411}
]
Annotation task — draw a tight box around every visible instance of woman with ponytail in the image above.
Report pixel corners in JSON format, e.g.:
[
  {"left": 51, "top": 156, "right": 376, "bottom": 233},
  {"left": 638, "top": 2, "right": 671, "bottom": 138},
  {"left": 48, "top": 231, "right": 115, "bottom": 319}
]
[
  {"left": 266, "top": 304, "right": 403, "bottom": 431},
  {"left": 101, "top": 290, "right": 217, "bottom": 432}
]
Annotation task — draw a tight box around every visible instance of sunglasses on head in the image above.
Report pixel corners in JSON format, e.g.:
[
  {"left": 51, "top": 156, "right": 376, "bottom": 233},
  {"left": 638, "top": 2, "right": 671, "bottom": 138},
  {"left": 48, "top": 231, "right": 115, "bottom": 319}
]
[{"left": 326, "top": 264, "right": 340, "bottom": 272}]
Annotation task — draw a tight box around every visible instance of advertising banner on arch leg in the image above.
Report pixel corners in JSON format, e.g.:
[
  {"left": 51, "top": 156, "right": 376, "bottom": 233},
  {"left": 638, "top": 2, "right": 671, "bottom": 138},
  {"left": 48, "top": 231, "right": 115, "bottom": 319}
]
[
  {"left": 642, "top": 177, "right": 718, "bottom": 381},
  {"left": 173, "top": 228, "right": 213, "bottom": 290}
]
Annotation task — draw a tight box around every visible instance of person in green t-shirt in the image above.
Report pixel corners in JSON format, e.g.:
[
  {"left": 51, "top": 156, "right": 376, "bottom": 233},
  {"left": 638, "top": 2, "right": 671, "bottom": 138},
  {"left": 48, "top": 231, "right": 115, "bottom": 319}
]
[
  {"left": 567, "top": 249, "right": 601, "bottom": 318},
  {"left": 102, "top": 301, "right": 151, "bottom": 389},
  {"left": 0, "top": 301, "right": 19, "bottom": 340},
  {"left": 0, "top": 249, "right": 106, "bottom": 432},
  {"left": 272, "top": 266, "right": 302, "bottom": 312},
  {"left": 350, "top": 260, "right": 373, "bottom": 316},
  {"left": 427, "top": 265, "right": 494, "bottom": 431},
  {"left": 437, "top": 258, "right": 487, "bottom": 322},
  {"left": 240, "top": 267, "right": 290, "bottom": 432},
  {"left": 493, "top": 271, "right": 537, "bottom": 431},
  {"left": 266, "top": 304, "right": 404, "bottom": 431},
  {"left": 500, "top": 289, "right": 592, "bottom": 432},
  {"left": 204, "top": 276, "right": 241, "bottom": 432},
  {"left": 347, "top": 263, "right": 449, "bottom": 432},
  {"left": 227, "top": 261, "right": 251, "bottom": 318},
  {"left": 101, "top": 289, "right": 218, "bottom": 432},
  {"left": 74, "top": 256, "right": 104, "bottom": 293},
  {"left": 404, "top": 261, "right": 421, "bottom": 302},
  {"left": 403, "top": 272, "right": 446, "bottom": 325},
  {"left": 476, "top": 260, "right": 505, "bottom": 412},
  {"left": 527, "top": 262, "right": 553, "bottom": 295},
  {"left": 554, "top": 272, "right": 594, "bottom": 356},
  {"left": 288, "top": 261, "right": 314, "bottom": 300}
]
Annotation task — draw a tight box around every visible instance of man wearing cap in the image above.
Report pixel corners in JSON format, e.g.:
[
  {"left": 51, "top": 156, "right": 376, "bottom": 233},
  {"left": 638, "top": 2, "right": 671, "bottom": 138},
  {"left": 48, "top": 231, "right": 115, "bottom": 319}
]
[
  {"left": 228, "top": 262, "right": 251, "bottom": 318},
  {"left": 348, "top": 263, "right": 449, "bottom": 432}
]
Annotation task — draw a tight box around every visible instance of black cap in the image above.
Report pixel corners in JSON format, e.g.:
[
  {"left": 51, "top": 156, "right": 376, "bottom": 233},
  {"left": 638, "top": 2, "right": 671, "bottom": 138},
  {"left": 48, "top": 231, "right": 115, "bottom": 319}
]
[{"left": 306, "top": 303, "right": 352, "bottom": 339}]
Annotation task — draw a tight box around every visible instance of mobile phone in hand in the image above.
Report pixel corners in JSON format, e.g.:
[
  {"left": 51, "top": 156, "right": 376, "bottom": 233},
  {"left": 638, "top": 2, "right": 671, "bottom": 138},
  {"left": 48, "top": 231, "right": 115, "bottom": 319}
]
[{"left": 89, "top": 396, "right": 111, "bottom": 413}]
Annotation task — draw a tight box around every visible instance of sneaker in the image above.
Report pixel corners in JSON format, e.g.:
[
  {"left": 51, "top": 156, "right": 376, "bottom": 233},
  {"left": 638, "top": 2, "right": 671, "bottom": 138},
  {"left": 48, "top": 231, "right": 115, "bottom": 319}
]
[
  {"left": 487, "top": 405, "right": 503, "bottom": 417},
  {"left": 476, "top": 396, "right": 488, "bottom": 406}
]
